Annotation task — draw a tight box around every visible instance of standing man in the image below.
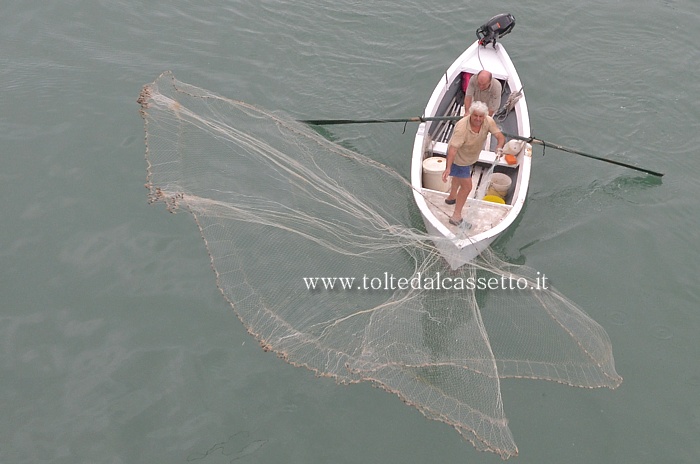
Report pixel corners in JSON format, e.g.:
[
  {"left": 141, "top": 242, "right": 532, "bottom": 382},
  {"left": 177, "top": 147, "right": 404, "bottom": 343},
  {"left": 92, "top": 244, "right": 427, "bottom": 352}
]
[
  {"left": 442, "top": 101, "right": 505, "bottom": 227},
  {"left": 464, "top": 70, "right": 502, "bottom": 116}
]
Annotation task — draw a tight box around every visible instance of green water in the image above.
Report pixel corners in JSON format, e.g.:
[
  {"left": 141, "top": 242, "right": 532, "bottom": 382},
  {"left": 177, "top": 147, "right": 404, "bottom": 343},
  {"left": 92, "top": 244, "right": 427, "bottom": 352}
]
[{"left": 2, "top": 1, "right": 699, "bottom": 462}]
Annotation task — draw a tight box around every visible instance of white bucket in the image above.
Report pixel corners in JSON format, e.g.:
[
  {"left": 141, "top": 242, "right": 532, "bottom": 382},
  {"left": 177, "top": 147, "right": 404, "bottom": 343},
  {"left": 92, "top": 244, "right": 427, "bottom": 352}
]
[
  {"left": 486, "top": 172, "right": 512, "bottom": 199},
  {"left": 422, "top": 157, "right": 450, "bottom": 192},
  {"left": 503, "top": 139, "right": 524, "bottom": 155}
]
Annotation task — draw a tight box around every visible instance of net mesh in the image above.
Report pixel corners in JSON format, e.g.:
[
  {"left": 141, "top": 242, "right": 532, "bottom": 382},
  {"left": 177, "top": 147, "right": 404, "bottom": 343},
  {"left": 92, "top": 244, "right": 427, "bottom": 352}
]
[{"left": 138, "top": 71, "right": 621, "bottom": 459}]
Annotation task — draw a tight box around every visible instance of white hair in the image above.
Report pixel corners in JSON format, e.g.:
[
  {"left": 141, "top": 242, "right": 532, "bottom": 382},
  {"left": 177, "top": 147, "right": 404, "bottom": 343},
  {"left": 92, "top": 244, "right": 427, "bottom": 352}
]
[{"left": 468, "top": 100, "right": 489, "bottom": 116}]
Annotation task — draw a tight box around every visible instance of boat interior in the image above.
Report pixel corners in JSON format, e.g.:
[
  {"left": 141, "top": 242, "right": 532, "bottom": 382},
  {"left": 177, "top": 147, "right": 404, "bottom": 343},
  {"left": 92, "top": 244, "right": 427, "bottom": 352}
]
[{"left": 420, "top": 71, "right": 525, "bottom": 235}]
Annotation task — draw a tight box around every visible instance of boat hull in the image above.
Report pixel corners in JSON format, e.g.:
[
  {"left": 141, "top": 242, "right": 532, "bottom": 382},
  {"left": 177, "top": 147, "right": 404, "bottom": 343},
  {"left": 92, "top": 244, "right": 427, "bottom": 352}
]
[{"left": 411, "top": 40, "right": 531, "bottom": 269}]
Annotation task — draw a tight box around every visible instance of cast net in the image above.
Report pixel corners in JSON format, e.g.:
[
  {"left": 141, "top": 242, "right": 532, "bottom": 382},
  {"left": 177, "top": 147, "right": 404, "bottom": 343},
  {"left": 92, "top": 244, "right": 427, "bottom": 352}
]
[{"left": 138, "top": 71, "right": 621, "bottom": 459}]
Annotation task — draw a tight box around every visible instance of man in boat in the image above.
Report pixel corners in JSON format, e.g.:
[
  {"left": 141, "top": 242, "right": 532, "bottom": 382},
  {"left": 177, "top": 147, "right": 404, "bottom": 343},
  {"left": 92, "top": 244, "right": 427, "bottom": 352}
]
[
  {"left": 463, "top": 70, "right": 502, "bottom": 116},
  {"left": 442, "top": 101, "right": 505, "bottom": 226}
]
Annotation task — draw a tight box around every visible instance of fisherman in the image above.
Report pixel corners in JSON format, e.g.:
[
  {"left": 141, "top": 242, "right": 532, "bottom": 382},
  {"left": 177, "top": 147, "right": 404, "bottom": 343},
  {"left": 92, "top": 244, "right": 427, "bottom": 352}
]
[
  {"left": 463, "top": 70, "right": 502, "bottom": 116},
  {"left": 442, "top": 101, "right": 505, "bottom": 226}
]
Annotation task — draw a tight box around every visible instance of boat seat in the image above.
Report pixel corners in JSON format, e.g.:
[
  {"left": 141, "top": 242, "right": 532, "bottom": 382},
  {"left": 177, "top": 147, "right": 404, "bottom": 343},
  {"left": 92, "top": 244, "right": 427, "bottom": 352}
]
[{"left": 429, "top": 141, "right": 520, "bottom": 168}]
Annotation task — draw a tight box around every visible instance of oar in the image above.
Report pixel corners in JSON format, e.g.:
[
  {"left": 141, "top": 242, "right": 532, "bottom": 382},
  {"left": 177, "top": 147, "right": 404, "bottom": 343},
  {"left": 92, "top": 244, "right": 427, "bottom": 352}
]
[
  {"left": 299, "top": 116, "right": 664, "bottom": 177},
  {"left": 298, "top": 116, "right": 462, "bottom": 125},
  {"left": 500, "top": 132, "right": 664, "bottom": 177}
]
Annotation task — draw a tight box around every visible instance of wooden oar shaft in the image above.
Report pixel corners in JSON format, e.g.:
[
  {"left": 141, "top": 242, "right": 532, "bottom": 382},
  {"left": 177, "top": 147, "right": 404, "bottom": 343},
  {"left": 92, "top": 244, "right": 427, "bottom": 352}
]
[
  {"left": 298, "top": 116, "right": 461, "bottom": 125},
  {"left": 501, "top": 132, "right": 664, "bottom": 177},
  {"left": 298, "top": 116, "right": 663, "bottom": 177}
]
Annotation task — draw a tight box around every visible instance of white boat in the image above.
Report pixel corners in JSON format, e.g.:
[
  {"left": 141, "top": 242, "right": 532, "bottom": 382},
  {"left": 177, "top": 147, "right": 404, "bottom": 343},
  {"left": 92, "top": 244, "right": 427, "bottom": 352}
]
[{"left": 411, "top": 14, "right": 531, "bottom": 269}]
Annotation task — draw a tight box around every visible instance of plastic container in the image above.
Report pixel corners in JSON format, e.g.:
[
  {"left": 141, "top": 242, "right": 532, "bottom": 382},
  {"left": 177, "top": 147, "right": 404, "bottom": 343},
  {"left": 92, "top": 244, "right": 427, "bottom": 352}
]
[
  {"left": 483, "top": 195, "right": 506, "bottom": 204},
  {"left": 486, "top": 172, "right": 512, "bottom": 199},
  {"left": 422, "top": 157, "right": 450, "bottom": 192},
  {"left": 503, "top": 139, "right": 524, "bottom": 155}
]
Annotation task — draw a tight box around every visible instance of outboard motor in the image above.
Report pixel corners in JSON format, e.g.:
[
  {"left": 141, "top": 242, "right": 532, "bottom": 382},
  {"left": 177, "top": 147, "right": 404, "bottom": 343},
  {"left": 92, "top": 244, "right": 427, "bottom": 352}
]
[{"left": 476, "top": 13, "right": 515, "bottom": 47}]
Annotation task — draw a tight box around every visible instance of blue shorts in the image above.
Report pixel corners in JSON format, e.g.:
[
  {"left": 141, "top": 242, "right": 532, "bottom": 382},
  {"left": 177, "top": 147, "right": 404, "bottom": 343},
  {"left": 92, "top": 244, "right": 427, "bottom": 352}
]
[{"left": 449, "top": 163, "right": 472, "bottom": 178}]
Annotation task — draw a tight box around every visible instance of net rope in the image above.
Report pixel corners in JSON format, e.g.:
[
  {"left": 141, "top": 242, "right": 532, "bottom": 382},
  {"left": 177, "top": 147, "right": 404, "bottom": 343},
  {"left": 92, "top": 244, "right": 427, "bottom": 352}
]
[{"left": 138, "top": 71, "right": 621, "bottom": 459}]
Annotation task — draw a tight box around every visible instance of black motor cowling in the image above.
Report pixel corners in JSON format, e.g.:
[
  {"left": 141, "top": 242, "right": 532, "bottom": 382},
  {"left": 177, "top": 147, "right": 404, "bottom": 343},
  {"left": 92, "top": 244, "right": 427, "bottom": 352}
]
[{"left": 476, "top": 13, "right": 515, "bottom": 47}]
